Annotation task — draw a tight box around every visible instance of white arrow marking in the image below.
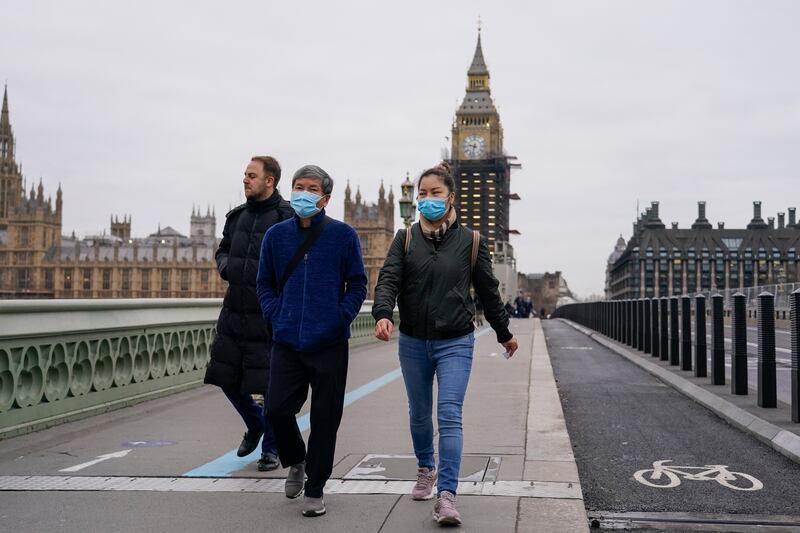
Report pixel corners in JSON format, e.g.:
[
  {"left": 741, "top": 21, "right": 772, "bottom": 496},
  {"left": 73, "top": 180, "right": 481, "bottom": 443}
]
[
  {"left": 128, "top": 441, "right": 148, "bottom": 446},
  {"left": 59, "top": 449, "right": 132, "bottom": 473}
]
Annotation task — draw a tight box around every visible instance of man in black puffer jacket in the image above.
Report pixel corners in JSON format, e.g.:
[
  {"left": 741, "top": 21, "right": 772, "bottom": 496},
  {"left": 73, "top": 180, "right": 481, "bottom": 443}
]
[{"left": 204, "top": 155, "right": 293, "bottom": 471}]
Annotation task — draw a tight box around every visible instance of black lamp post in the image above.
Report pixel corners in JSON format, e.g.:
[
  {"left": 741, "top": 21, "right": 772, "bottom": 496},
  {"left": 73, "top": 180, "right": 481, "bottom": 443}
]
[{"left": 399, "top": 172, "right": 416, "bottom": 228}]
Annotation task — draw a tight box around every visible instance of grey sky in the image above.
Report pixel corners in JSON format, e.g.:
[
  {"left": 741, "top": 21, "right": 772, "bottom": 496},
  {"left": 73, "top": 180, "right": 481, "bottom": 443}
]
[{"left": 2, "top": 0, "right": 799, "bottom": 298}]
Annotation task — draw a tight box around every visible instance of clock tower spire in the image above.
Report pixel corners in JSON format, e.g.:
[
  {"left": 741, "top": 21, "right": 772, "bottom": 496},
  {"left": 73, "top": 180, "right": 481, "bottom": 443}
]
[
  {"left": 451, "top": 30, "right": 503, "bottom": 160},
  {"left": 448, "top": 29, "right": 517, "bottom": 251}
]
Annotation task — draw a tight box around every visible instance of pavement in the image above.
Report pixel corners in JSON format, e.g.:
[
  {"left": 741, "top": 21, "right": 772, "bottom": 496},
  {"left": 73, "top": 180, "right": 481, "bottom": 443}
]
[
  {"left": 0, "top": 318, "right": 590, "bottom": 533},
  {"left": 547, "top": 319, "right": 800, "bottom": 532}
]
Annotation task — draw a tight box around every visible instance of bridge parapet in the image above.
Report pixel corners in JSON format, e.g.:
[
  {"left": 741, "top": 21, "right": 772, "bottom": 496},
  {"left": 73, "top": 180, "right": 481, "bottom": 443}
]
[{"left": 0, "top": 299, "right": 385, "bottom": 439}]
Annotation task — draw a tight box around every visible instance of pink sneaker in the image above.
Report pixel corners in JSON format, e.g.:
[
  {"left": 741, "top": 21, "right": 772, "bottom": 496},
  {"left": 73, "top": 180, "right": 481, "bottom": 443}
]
[
  {"left": 433, "top": 491, "right": 462, "bottom": 526},
  {"left": 411, "top": 467, "right": 437, "bottom": 500}
]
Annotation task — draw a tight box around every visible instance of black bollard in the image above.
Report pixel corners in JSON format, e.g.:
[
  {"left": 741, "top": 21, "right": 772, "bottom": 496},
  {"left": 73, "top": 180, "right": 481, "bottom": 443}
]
[
  {"left": 660, "top": 297, "right": 669, "bottom": 361},
  {"left": 632, "top": 300, "right": 640, "bottom": 350},
  {"left": 670, "top": 297, "right": 680, "bottom": 366},
  {"left": 629, "top": 299, "right": 635, "bottom": 346},
  {"left": 625, "top": 300, "right": 632, "bottom": 346},
  {"left": 638, "top": 299, "right": 646, "bottom": 351},
  {"left": 651, "top": 298, "right": 660, "bottom": 359},
  {"left": 695, "top": 295, "right": 707, "bottom": 377},
  {"left": 757, "top": 292, "right": 777, "bottom": 408},
  {"left": 791, "top": 289, "right": 799, "bottom": 423},
  {"left": 617, "top": 301, "right": 623, "bottom": 342},
  {"left": 681, "top": 296, "right": 692, "bottom": 371},
  {"left": 731, "top": 292, "right": 748, "bottom": 395},
  {"left": 644, "top": 298, "right": 652, "bottom": 354},
  {"left": 711, "top": 294, "right": 725, "bottom": 385}
]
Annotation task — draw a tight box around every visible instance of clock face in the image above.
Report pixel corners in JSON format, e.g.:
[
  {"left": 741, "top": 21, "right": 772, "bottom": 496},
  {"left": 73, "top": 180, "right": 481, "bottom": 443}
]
[{"left": 463, "top": 135, "right": 487, "bottom": 159}]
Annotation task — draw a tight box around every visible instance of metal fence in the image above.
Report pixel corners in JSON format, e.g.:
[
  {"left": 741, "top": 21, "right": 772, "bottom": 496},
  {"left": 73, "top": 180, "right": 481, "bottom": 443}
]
[
  {"left": 688, "top": 283, "right": 799, "bottom": 312},
  {"left": 551, "top": 290, "right": 800, "bottom": 424}
]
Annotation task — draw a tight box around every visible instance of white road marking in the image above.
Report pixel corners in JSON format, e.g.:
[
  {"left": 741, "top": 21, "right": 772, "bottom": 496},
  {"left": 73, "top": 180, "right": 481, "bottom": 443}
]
[
  {"left": 59, "top": 450, "right": 132, "bottom": 473},
  {"left": 0, "top": 475, "right": 582, "bottom": 499},
  {"left": 634, "top": 460, "right": 762, "bottom": 491}
]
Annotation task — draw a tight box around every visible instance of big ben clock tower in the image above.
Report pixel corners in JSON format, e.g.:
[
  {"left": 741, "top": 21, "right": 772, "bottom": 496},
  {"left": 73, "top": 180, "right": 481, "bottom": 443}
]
[{"left": 449, "top": 29, "right": 518, "bottom": 252}]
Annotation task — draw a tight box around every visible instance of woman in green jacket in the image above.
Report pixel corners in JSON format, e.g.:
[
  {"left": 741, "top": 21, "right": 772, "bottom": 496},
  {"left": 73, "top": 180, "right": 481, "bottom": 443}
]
[{"left": 372, "top": 162, "right": 518, "bottom": 526}]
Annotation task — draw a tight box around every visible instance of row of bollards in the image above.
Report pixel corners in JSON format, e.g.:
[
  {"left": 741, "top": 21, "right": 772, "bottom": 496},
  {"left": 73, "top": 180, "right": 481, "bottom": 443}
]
[{"left": 551, "top": 290, "right": 800, "bottom": 423}]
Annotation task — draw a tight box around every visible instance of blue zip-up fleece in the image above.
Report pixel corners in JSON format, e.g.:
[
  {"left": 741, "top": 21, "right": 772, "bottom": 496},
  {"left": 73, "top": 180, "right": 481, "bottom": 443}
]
[{"left": 256, "top": 210, "right": 368, "bottom": 353}]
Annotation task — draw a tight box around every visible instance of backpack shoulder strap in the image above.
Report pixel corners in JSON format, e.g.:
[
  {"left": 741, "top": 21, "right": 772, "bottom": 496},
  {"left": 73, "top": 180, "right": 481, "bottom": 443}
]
[
  {"left": 404, "top": 226, "right": 413, "bottom": 255},
  {"left": 470, "top": 230, "right": 481, "bottom": 270}
]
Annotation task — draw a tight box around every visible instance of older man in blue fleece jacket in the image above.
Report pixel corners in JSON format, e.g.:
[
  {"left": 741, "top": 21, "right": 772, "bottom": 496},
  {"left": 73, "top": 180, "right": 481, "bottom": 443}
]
[{"left": 256, "top": 164, "right": 367, "bottom": 518}]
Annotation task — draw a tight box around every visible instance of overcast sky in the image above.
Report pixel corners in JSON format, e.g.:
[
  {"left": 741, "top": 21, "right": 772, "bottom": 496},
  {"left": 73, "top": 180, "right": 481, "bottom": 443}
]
[{"left": 2, "top": 1, "right": 799, "bottom": 297}]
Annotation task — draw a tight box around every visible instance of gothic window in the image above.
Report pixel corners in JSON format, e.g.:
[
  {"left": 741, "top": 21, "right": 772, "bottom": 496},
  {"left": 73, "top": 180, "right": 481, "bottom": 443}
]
[
  {"left": 161, "top": 269, "right": 170, "bottom": 292},
  {"left": 15, "top": 268, "right": 30, "bottom": 290},
  {"left": 102, "top": 269, "right": 112, "bottom": 290},
  {"left": 201, "top": 270, "right": 209, "bottom": 288},
  {"left": 44, "top": 269, "right": 54, "bottom": 290},
  {"left": 63, "top": 269, "right": 73, "bottom": 290},
  {"left": 122, "top": 269, "right": 131, "bottom": 291},
  {"left": 141, "top": 270, "right": 151, "bottom": 291},
  {"left": 83, "top": 269, "right": 92, "bottom": 290},
  {"left": 181, "top": 270, "right": 190, "bottom": 291}
]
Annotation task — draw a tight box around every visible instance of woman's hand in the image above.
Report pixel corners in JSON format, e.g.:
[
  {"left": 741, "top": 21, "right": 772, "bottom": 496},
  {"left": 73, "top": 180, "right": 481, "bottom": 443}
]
[
  {"left": 375, "top": 318, "right": 393, "bottom": 341},
  {"left": 501, "top": 336, "right": 519, "bottom": 358}
]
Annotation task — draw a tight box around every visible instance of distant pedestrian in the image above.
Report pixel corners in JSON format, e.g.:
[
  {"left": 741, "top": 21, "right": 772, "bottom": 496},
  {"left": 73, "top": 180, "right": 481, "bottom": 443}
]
[
  {"left": 372, "top": 162, "right": 518, "bottom": 527},
  {"left": 257, "top": 165, "right": 367, "bottom": 518},
  {"left": 204, "top": 156, "right": 293, "bottom": 472}
]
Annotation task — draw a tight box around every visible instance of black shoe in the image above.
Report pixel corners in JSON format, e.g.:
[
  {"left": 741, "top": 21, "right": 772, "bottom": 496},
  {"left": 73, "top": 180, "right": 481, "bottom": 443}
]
[
  {"left": 257, "top": 452, "right": 280, "bottom": 472},
  {"left": 236, "top": 429, "right": 264, "bottom": 457}
]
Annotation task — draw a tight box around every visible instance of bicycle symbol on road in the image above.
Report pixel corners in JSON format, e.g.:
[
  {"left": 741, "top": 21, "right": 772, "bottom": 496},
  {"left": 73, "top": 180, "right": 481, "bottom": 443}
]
[{"left": 634, "top": 460, "right": 763, "bottom": 491}]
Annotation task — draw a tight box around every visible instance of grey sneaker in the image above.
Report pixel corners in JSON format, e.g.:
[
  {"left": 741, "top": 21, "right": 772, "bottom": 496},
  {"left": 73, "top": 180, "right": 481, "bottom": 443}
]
[
  {"left": 257, "top": 452, "right": 280, "bottom": 472},
  {"left": 302, "top": 495, "right": 326, "bottom": 517},
  {"left": 411, "top": 467, "right": 438, "bottom": 500},
  {"left": 285, "top": 462, "right": 305, "bottom": 499},
  {"left": 433, "top": 491, "right": 462, "bottom": 526}
]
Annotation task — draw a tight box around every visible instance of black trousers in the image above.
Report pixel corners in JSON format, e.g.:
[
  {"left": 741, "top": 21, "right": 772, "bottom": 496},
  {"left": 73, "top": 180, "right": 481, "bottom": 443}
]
[{"left": 267, "top": 341, "right": 348, "bottom": 498}]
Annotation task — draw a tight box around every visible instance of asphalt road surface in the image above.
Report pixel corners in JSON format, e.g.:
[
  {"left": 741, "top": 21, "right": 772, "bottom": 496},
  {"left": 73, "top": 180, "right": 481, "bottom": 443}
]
[{"left": 544, "top": 319, "right": 800, "bottom": 532}]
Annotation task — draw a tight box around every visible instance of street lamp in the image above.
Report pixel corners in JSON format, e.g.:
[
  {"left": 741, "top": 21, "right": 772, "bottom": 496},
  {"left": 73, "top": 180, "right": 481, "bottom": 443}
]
[{"left": 399, "top": 172, "right": 416, "bottom": 228}]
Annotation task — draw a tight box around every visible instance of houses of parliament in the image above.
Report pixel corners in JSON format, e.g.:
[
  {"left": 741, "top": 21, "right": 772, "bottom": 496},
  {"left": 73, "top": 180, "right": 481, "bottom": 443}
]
[{"left": 1, "top": 29, "right": 517, "bottom": 301}]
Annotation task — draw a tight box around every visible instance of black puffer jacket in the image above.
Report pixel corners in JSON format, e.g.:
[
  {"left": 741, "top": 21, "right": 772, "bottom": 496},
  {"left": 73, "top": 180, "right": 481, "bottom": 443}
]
[
  {"left": 372, "top": 220, "right": 512, "bottom": 343},
  {"left": 204, "top": 192, "right": 293, "bottom": 393}
]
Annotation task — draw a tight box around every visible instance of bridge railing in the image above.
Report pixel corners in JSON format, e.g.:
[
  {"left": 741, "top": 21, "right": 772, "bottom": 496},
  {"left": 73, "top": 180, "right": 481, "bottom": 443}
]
[
  {"left": 551, "top": 290, "right": 800, "bottom": 424},
  {"left": 0, "top": 299, "right": 387, "bottom": 439}
]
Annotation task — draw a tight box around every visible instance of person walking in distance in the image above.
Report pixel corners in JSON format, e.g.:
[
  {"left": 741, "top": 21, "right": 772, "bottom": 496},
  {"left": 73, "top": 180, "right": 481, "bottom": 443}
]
[
  {"left": 204, "top": 156, "right": 293, "bottom": 472},
  {"left": 372, "top": 162, "right": 517, "bottom": 527},
  {"left": 257, "top": 165, "right": 367, "bottom": 518}
]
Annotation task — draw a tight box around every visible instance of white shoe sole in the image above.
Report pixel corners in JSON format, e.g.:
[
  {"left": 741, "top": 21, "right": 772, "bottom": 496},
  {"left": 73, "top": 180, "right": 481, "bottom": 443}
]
[{"left": 433, "top": 512, "right": 462, "bottom": 526}]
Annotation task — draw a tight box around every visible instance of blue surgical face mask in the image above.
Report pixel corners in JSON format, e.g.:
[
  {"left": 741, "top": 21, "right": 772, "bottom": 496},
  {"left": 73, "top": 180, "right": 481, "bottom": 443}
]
[
  {"left": 291, "top": 191, "right": 324, "bottom": 218},
  {"left": 418, "top": 197, "right": 448, "bottom": 221}
]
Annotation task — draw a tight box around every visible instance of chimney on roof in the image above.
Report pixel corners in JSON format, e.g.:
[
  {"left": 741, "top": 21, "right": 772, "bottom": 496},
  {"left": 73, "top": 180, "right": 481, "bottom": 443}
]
[
  {"left": 718, "top": 222, "right": 725, "bottom": 229},
  {"left": 789, "top": 207, "right": 797, "bottom": 228},
  {"left": 643, "top": 201, "right": 666, "bottom": 229},
  {"left": 747, "top": 201, "right": 768, "bottom": 229},
  {"left": 692, "top": 201, "right": 712, "bottom": 230},
  {"left": 671, "top": 222, "right": 679, "bottom": 229},
  {"left": 768, "top": 217, "right": 775, "bottom": 229},
  {"left": 778, "top": 212, "right": 785, "bottom": 229}
]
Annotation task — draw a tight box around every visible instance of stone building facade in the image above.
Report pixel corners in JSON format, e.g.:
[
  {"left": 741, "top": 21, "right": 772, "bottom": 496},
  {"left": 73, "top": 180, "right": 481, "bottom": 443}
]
[
  {"left": 608, "top": 201, "right": 800, "bottom": 300},
  {"left": 518, "top": 271, "right": 575, "bottom": 317},
  {"left": 0, "top": 86, "right": 225, "bottom": 299},
  {"left": 343, "top": 182, "right": 394, "bottom": 300}
]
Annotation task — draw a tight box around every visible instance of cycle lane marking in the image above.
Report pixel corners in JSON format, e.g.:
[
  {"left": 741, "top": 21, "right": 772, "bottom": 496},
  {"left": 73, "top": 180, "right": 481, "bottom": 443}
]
[{"left": 633, "top": 460, "right": 763, "bottom": 491}]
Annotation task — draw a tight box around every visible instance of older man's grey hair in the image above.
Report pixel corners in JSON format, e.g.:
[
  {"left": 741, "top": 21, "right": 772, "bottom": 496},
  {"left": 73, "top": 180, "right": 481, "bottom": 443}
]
[{"left": 292, "top": 165, "right": 334, "bottom": 195}]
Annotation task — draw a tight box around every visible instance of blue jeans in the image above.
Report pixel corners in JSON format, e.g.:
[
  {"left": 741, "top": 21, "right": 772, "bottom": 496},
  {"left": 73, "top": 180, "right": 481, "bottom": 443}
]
[
  {"left": 398, "top": 332, "right": 474, "bottom": 495},
  {"left": 222, "top": 387, "right": 277, "bottom": 455}
]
